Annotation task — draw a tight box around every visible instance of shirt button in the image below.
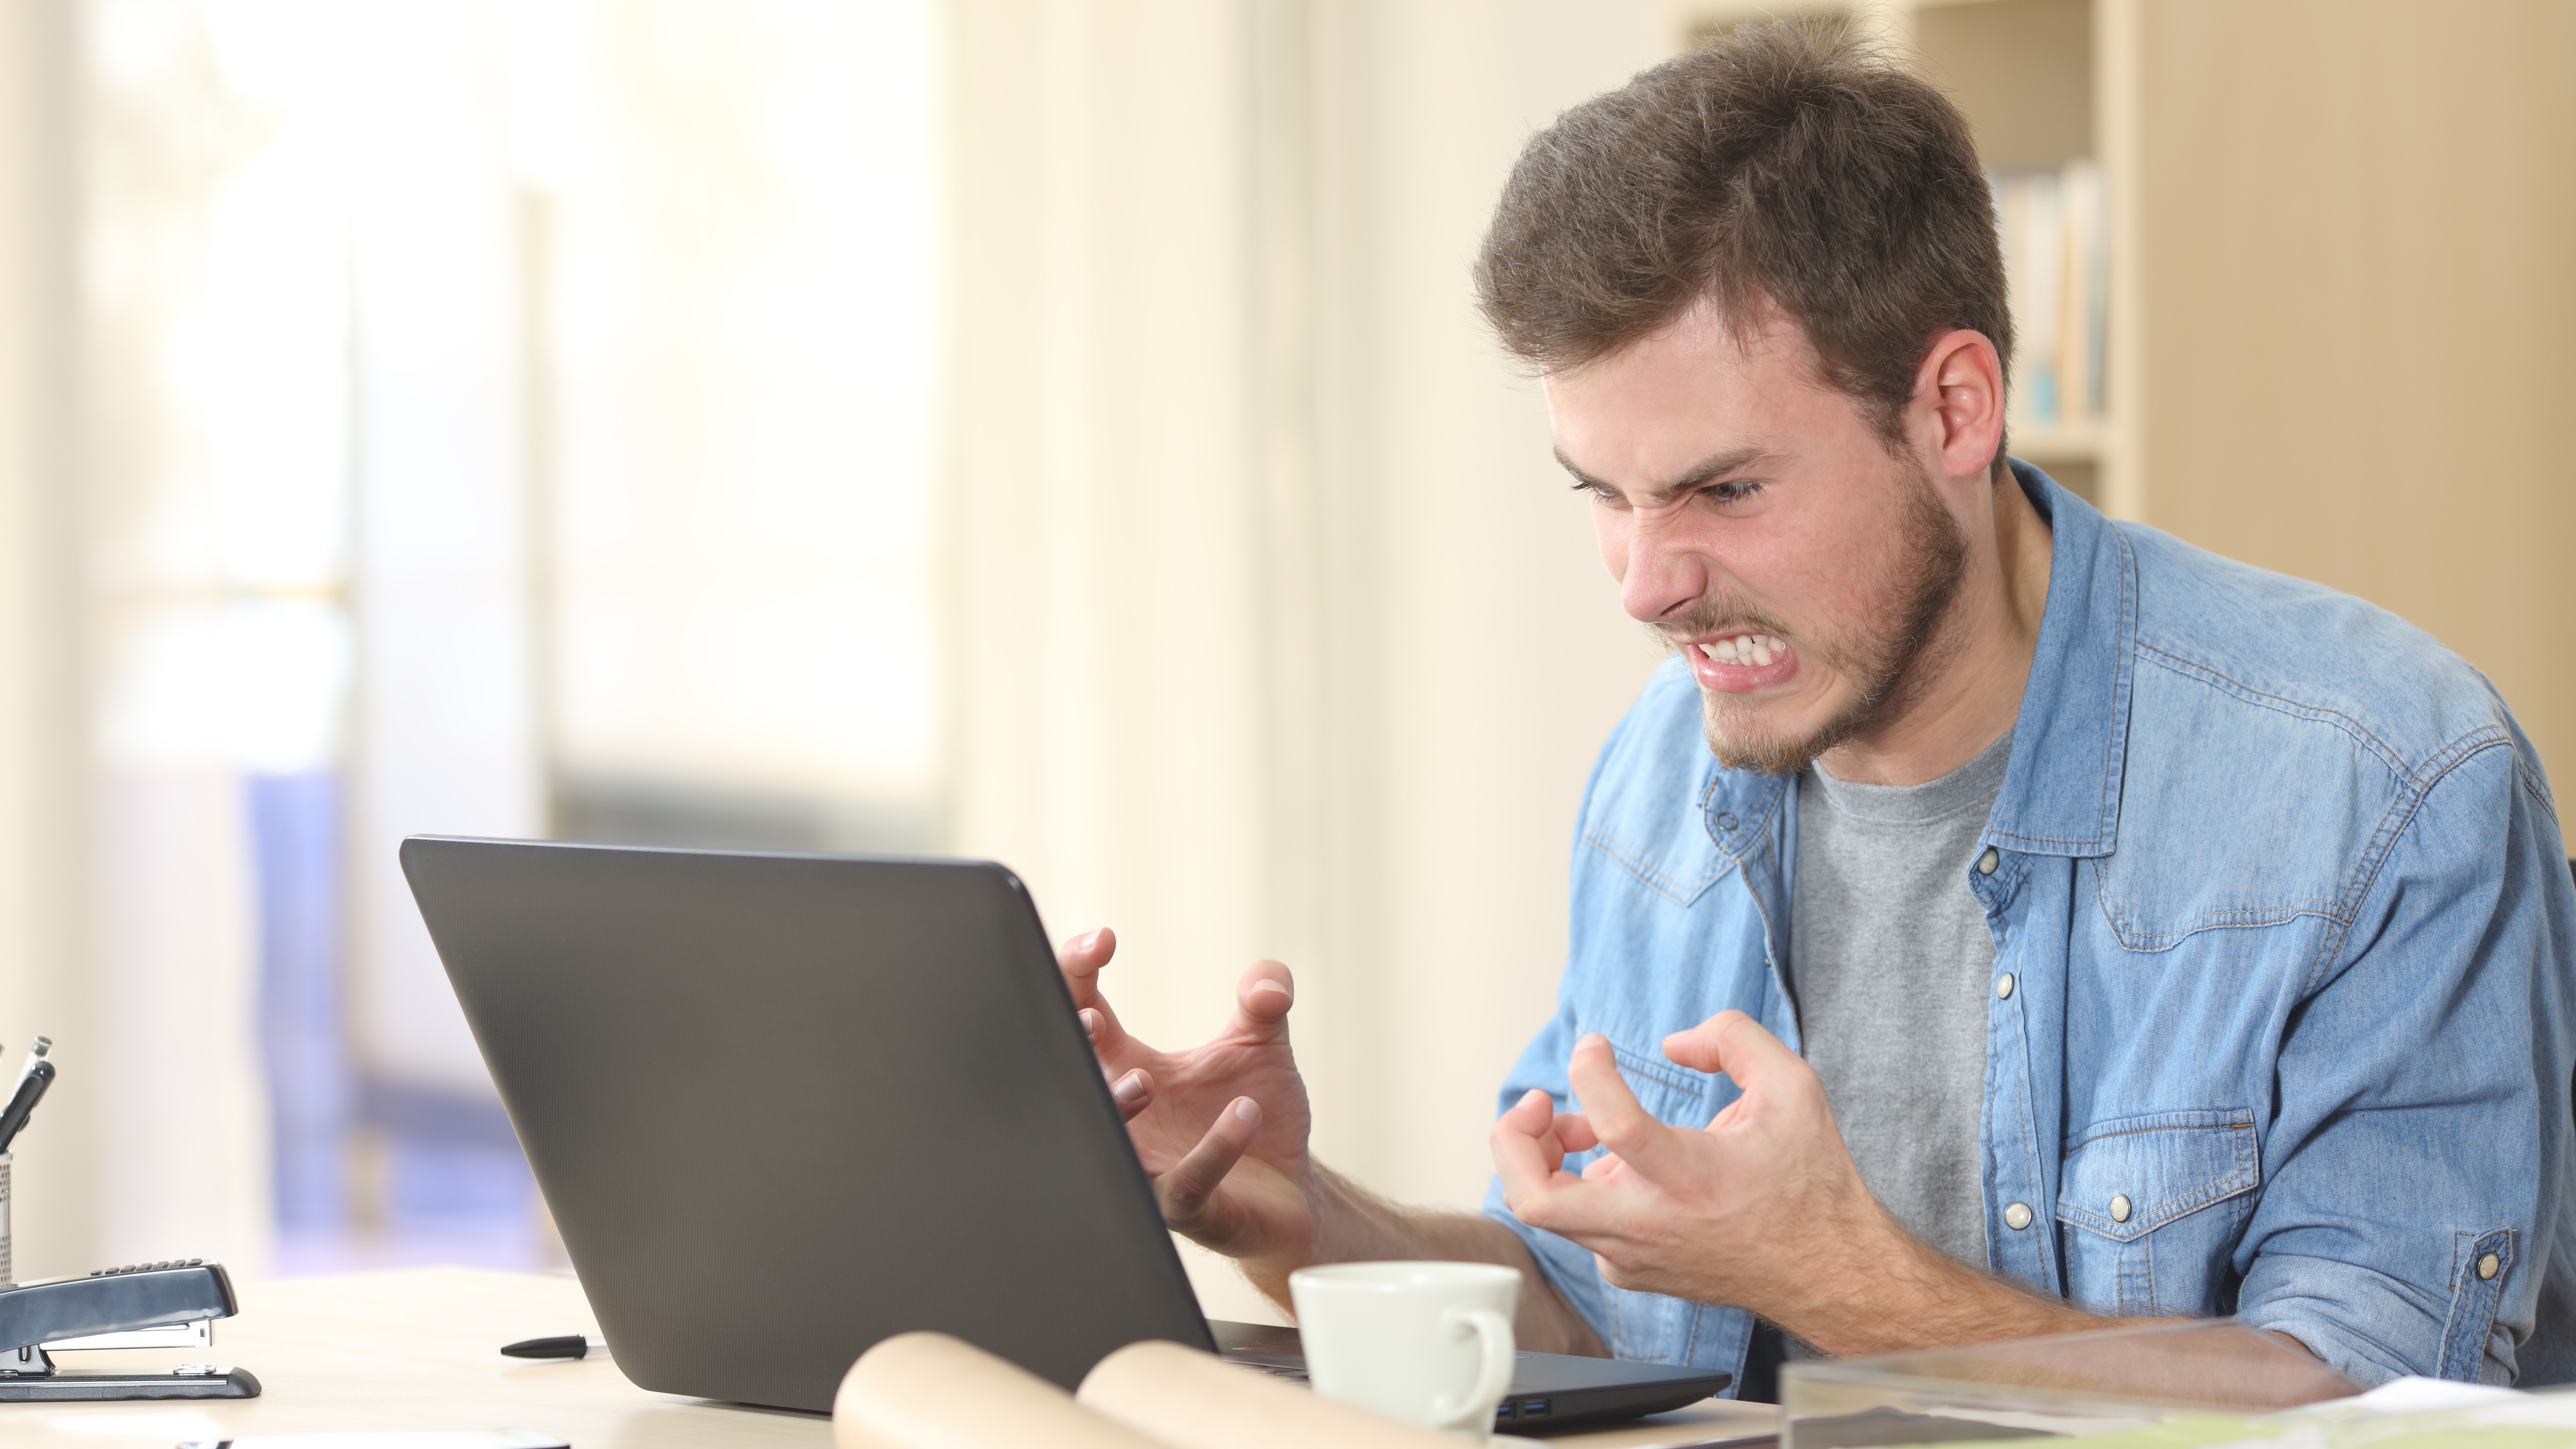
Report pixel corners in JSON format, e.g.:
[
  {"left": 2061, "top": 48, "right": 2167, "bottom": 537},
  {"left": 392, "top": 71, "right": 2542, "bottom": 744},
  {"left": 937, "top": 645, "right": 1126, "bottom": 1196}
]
[
  {"left": 2109, "top": 1194, "right": 2132, "bottom": 1223},
  {"left": 1976, "top": 847, "right": 1999, "bottom": 875},
  {"left": 1995, "top": 973, "right": 2015, "bottom": 1000},
  {"left": 2003, "top": 1202, "right": 2034, "bottom": 1231},
  {"left": 2479, "top": 1252, "right": 2501, "bottom": 1281}
]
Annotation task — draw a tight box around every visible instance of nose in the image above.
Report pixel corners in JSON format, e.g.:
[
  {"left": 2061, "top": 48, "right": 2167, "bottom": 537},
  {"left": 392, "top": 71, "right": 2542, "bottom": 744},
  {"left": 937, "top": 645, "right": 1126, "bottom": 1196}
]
[{"left": 1615, "top": 507, "right": 1713, "bottom": 625}]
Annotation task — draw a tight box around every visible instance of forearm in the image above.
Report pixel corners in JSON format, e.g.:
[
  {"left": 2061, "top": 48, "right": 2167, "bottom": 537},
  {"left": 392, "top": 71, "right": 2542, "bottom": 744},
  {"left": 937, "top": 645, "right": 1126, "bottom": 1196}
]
[
  {"left": 1243, "top": 1164, "right": 1608, "bottom": 1356},
  {"left": 1780, "top": 1214, "right": 2152, "bottom": 1357}
]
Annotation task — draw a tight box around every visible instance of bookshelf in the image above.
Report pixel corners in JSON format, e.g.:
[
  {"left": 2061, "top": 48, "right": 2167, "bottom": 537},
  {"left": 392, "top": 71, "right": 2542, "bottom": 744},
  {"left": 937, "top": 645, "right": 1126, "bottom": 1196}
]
[
  {"left": 1907, "top": 0, "right": 2108, "bottom": 510},
  {"left": 1672, "top": 0, "right": 2576, "bottom": 809}
]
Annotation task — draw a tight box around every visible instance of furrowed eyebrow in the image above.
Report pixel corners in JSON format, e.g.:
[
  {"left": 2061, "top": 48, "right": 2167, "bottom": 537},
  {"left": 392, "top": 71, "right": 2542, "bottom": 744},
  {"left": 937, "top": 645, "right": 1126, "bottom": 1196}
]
[
  {"left": 1555, "top": 448, "right": 1615, "bottom": 493},
  {"left": 1554, "top": 445, "right": 1776, "bottom": 503}
]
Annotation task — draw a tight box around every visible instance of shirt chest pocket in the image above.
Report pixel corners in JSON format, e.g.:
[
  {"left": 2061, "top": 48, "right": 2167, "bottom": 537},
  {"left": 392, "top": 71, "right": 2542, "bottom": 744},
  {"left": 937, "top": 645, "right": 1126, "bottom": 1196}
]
[{"left": 2056, "top": 1109, "right": 2261, "bottom": 1318}]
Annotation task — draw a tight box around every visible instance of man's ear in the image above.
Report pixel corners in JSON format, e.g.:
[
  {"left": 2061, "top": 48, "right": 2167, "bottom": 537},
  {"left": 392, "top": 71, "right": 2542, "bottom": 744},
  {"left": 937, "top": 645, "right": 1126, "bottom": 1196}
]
[{"left": 1911, "top": 329, "right": 2006, "bottom": 485}]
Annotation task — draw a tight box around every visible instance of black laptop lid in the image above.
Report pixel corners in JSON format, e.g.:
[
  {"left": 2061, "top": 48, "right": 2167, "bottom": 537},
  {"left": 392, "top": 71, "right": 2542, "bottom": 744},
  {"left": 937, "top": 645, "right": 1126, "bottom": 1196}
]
[{"left": 400, "top": 838, "right": 1213, "bottom": 1409}]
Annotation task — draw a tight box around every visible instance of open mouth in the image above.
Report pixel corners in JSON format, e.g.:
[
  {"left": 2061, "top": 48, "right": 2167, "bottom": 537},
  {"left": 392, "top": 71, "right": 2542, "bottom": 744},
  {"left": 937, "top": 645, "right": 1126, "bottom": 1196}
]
[{"left": 1685, "top": 630, "right": 1799, "bottom": 694}]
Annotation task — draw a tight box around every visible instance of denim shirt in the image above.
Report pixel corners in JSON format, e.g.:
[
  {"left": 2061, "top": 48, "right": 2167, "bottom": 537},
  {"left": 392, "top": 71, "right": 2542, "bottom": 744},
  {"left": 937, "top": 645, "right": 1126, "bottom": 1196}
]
[{"left": 1483, "top": 462, "right": 2576, "bottom": 1389}]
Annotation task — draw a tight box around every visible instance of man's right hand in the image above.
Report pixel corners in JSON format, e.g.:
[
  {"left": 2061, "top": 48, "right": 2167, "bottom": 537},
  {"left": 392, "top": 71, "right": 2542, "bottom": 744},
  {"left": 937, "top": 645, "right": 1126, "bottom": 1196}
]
[{"left": 1060, "top": 928, "right": 1319, "bottom": 1269}]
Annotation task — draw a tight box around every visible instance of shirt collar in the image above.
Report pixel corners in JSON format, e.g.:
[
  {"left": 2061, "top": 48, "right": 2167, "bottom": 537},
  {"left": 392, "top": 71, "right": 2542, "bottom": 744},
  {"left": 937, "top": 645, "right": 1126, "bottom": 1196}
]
[
  {"left": 1985, "top": 459, "right": 2135, "bottom": 858},
  {"left": 1699, "top": 460, "right": 2135, "bottom": 860}
]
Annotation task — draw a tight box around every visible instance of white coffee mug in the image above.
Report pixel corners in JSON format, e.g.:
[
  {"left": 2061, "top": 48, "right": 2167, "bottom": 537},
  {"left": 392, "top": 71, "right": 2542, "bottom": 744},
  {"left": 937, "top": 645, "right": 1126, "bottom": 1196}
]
[{"left": 1288, "top": 1261, "right": 1519, "bottom": 1439}]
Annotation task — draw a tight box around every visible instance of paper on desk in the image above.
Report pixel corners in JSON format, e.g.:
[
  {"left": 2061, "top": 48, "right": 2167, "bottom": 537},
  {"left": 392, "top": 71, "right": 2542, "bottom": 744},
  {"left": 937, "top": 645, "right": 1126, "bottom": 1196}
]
[
  {"left": 2331, "top": 1375, "right": 2521, "bottom": 1414},
  {"left": 835, "top": 1330, "right": 1525, "bottom": 1444},
  {"left": 834, "top": 1331, "right": 1174, "bottom": 1449},
  {"left": 1861, "top": 1376, "right": 2576, "bottom": 1449},
  {"left": 1080, "top": 1339, "right": 1470, "bottom": 1449},
  {"left": 835, "top": 1333, "right": 1468, "bottom": 1449}
]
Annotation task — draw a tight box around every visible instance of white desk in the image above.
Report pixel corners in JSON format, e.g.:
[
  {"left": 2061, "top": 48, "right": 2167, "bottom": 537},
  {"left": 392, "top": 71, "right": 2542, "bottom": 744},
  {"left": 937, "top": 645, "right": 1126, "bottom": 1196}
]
[{"left": 12, "top": 1268, "right": 1777, "bottom": 1448}]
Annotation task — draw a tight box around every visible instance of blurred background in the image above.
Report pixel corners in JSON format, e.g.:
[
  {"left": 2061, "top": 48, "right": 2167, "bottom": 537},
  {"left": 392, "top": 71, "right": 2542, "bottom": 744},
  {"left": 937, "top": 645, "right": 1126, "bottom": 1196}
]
[{"left": 0, "top": 0, "right": 2563, "bottom": 1323}]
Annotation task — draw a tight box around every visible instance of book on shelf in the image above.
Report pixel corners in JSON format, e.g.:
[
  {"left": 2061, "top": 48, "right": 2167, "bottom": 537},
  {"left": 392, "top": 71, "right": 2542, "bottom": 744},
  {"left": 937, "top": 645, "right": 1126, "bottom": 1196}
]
[{"left": 1991, "top": 159, "right": 2108, "bottom": 441}]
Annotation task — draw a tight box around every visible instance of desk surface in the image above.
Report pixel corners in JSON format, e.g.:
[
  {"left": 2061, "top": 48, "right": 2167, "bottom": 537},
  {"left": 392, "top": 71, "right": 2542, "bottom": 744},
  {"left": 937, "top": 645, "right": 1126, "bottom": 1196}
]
[{"left": 12, "top": 1268, "right": 1777, "bottom": 1449}]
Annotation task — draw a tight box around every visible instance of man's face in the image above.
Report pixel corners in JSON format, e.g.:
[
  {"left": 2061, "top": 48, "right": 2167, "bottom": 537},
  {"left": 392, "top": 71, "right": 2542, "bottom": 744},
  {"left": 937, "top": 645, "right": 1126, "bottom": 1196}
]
[{"left": 1546, "top": 305, "right": 1967, "bottom": 774}]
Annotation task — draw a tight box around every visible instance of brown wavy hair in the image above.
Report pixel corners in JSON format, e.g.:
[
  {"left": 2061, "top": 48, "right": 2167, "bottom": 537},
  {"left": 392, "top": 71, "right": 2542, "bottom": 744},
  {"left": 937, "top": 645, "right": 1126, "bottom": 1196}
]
[{"left": 1473, "top": 18, "right": 2009, "bottom": 470}]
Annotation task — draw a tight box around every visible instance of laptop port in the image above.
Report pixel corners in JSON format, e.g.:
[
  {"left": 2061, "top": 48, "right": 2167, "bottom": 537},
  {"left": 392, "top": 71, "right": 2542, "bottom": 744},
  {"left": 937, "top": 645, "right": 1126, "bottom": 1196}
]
[
  {"left": 1493, "top": 1403, "right": 1516, "bottom": 1420},
  {"left": 1521, "top": 1398, "right": 1552, "bottom": 1418}
]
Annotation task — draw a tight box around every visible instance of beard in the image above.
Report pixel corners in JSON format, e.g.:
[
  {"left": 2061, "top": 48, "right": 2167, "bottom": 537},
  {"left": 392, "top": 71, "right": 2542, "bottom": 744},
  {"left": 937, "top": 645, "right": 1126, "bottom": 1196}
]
[{"left": 1663, "top": 460, "right": 1970, "bottom": 775}]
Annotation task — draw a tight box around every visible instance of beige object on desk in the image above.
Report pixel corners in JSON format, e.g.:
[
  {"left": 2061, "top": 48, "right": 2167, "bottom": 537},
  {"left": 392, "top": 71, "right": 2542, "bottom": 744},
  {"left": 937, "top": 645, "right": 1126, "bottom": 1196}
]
[
  {"left": 834, "top": 1330, "right": 1174, "bottom": 1449},
  {"left": 10, "top": 1267, "right": 1765, "bottom": 1449},
  {"left": 832, "top": 1332, "right": 1481, "bottom": 1449},
  {"left": 1082, "top": 1338, "right": 1475, "bottom": 1449}
]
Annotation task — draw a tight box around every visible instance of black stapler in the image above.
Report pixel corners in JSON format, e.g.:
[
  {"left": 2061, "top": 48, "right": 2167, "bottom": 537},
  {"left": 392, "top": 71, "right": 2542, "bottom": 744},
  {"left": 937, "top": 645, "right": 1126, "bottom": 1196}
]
[{"left": 0, "top": 1259, "right": 260, "bottom": 1401}]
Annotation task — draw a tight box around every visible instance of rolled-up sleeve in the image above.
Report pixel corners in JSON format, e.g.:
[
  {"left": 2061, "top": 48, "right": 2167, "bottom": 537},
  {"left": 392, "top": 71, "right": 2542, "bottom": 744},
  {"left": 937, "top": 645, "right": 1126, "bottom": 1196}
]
[{"left": 2236, "top": 741, "right": 2576, "bottom": 1385}]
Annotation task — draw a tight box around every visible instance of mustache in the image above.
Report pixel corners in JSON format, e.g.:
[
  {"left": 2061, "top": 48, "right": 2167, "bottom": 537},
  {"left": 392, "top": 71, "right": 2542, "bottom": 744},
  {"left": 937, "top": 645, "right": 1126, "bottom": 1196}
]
[{"left": 1648, "top": 595, "right": 1798, "bottom": 651}]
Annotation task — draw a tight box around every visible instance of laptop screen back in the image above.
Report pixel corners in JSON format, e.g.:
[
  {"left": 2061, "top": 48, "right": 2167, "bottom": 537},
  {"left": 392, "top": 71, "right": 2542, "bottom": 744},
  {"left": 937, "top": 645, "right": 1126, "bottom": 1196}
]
[{"left": 401, "top": 838, "right": 1213, "bottom": 1409}]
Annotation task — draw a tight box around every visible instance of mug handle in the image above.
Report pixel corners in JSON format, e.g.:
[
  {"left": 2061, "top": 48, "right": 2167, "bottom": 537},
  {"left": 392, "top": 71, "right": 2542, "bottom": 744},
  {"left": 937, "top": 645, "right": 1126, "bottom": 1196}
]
[{"left": 1429, "top": 1305, "right": 1516, "bottom": 1429}]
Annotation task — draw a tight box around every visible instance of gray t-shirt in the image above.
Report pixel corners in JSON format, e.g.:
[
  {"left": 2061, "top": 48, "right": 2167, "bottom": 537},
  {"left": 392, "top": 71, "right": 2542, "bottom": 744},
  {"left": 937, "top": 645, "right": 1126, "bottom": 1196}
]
[{"left": 1785, "top": 729, "right": 2012, "bottom": 1274}]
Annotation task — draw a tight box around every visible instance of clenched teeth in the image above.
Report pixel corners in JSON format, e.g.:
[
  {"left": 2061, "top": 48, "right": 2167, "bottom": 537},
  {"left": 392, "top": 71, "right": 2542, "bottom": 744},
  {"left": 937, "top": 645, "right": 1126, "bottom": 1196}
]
[{"left": 1699, "top": 633, "right": 1787, "bottom": 668}]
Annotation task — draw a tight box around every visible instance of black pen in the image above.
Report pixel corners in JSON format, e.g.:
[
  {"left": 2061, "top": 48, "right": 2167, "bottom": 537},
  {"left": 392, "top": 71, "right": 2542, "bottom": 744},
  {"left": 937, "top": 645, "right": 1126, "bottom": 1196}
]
[
  {"left": 501, "top": 1334, "right": 608, "bottom": 1360},
  {"left": 0, "top": 1059, "right": 55, "bottom": 1152}
]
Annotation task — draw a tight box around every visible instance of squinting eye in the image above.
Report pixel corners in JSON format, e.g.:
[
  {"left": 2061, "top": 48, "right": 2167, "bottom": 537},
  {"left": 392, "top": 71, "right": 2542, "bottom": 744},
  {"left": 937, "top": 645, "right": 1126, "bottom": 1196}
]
[{"left": 1704, "top": 480, "right": 1764, "bottom": 504}]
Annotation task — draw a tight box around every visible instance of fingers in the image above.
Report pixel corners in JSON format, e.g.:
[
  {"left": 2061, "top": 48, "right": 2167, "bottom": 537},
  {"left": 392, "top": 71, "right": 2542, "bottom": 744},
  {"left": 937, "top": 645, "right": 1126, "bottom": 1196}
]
[
  {"left": 1106, "top": 1066, "right": 1154, "bottom": 1122},
  {"left": 1058, "top": 927, "right": 1118, "bottom": 998},
  {"left": 1553, "top": 1111, "right": 1601, "bottom": 1153},
  {"left": 1063, "top": 929, "right": 1135, "bottom": 1053},
  {"left": 1492, "top": 1089, "right": 1579, "bottom": 1206},
  {"left": 1565, "top": 1033, "right": 1687, "bottom": 1182},
  {"left": 1079, "top": 1003, "right": 1139, "bottom": 1066},
  {"left": 1493, "top": 1093, "right": 1620, "bottom": 1243},
  {"left": 1661, "top": 1009, "right": 1799, "bottom": 1085},
  {"left": 1226, "top": 960, "right": 1296, "bottom": 1043},
  {"left": 1157, "top": 1097, "right": 1260, "bottom": 1221},
  {"left": 1497, "top": 1088, "right": 1602, "bottom": 1155}
]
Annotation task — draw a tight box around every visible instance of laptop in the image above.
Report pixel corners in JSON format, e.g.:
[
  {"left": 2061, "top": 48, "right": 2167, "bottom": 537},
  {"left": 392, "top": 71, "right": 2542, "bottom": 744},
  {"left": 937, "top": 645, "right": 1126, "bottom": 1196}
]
[{"left": 400, "top": 838, "right": 1731, "bottom": 1429}]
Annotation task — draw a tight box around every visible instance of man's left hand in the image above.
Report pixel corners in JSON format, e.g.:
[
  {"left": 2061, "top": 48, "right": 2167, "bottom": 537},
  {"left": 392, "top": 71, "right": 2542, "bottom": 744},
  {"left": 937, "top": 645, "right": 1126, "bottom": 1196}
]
[{"left": 1490, "top": 1010, "right": 1898, "bottom": 1327}]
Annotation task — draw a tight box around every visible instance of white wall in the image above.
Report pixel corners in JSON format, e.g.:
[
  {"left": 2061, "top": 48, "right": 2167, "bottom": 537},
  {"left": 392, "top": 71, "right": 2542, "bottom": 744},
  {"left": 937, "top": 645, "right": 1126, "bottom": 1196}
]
[
  {"left": 0, "top": 0, "right": 1694, "bottom": 1288},
  {"left": 542, "top": 1, "right": 943, "bottom": 817},
  {"left": 345, "top": 9, "right": 544, "bottom": 1102},
  {"left": 1345, "top": 0, "right": 1679, "bottom": 1212},
  {"left": 945, "top": 0, "right": 1681, "bottom": 1314},
  {"left": 0, "top": 0, "right": 97, "bottom": 1280}
]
